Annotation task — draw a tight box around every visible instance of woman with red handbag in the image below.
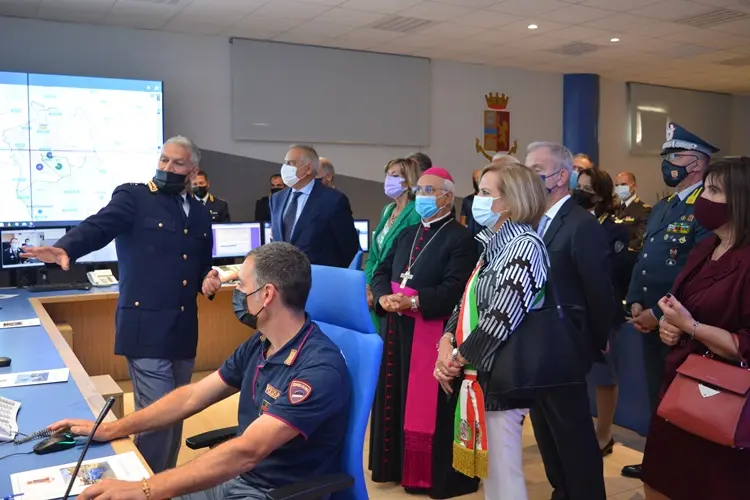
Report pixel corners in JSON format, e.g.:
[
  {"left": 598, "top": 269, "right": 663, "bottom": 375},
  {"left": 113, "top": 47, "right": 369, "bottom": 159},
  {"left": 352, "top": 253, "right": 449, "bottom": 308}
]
[{"left": 641, "top": 157, "right": 750, "bottom": 500}]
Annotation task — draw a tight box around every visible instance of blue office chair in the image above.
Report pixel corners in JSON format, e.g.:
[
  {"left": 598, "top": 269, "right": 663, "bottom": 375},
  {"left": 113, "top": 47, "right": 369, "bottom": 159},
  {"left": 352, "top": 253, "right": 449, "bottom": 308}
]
[
  {"left": 186, "top": 265, "right": 382, "bottom": 500},
  {"left": 348, "top": 250, "right": 363, "bottom": 270}
]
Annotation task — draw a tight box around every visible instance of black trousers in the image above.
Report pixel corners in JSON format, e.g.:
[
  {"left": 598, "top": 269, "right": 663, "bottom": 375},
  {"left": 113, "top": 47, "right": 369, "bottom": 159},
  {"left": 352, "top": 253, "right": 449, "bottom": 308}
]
[
  {"left": 642, "top": 328, "right": 671, "bottom": 414},
  {"left": 530, "top": 384, "right": 606, "bottom": 500}
]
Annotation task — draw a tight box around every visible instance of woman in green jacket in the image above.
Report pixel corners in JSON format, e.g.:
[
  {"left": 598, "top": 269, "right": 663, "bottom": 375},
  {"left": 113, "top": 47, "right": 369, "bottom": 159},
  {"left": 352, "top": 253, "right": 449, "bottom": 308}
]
[{"left": 365, "top": 157, "right": 422, "bottom": 328}]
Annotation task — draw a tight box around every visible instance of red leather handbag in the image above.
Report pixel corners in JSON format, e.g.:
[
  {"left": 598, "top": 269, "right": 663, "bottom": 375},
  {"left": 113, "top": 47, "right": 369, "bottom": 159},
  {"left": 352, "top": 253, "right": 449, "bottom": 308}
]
[{"left": 657, "top": 336, "right": 750, "bottom": 448}]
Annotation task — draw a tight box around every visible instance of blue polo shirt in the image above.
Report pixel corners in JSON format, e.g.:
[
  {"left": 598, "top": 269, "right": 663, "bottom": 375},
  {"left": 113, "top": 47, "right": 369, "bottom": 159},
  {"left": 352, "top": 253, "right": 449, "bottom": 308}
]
[{"left": 218, "top": 316, "right": 351, "bottom": 491}]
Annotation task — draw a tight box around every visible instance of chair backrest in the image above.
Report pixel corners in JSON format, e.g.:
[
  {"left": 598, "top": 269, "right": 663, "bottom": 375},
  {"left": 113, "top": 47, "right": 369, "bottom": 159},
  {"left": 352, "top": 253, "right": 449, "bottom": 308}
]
[
  {"left": 348, "top": 250, "right": 363, "bottom": 270},
  {"left": 306, "top": 265, "right": 382, "bottom": 500}
]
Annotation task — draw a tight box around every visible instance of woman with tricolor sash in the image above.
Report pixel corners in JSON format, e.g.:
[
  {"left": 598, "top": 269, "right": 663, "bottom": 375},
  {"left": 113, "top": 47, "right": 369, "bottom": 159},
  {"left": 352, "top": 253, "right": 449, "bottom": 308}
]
[{"left": 435, "top": 161, "right": 550, "bottom": 500}]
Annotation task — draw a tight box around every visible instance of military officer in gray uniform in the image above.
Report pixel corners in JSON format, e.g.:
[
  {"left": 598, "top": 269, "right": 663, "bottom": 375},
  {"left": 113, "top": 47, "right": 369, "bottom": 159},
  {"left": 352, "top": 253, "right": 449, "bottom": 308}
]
[
  {"left": 22, "top": 136, "right": 222, "bottom": 473},
  {"left": 621, "top": 122, "right": 718, "bottom": 479}
]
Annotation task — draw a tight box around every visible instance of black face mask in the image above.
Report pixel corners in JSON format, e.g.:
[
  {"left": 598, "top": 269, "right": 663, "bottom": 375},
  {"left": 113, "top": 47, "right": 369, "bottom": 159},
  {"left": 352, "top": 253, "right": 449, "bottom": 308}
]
[
  {"left": 232, "top": 287, "right": 265, "bottom": 330},
  {"left": 661, "top": 160, "right": 690, "bottom": 188},
  {"left": 571, "top": 189, "right": 597, "bottom": 210},
  {"left": 192, "top": 186, "right": 208, "bottom": 199},
  {"left": 270, "top": 187, "right": 283, "bottom": 195},
  {"left": 153, "top": 169, "right": 188, "bottom": 195}
]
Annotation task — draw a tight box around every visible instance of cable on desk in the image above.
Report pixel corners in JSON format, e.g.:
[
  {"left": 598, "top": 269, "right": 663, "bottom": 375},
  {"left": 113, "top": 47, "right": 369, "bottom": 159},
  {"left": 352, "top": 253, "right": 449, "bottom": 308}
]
[
  {"left": 0, "top": 451, "right": 33, "bottom": 461},
  {"left": 13, "top": 428, "right": 52, "bottom": 444}
]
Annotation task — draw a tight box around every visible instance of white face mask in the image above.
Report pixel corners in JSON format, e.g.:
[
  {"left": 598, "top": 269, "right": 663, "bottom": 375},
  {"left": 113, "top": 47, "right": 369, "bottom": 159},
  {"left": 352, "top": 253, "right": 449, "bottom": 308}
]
[
  {"left": 280, "top": 164, "right": 300, "bottom": 187},
  {"left": 615, "top": 185, "right": 631, "bottom": 202}
]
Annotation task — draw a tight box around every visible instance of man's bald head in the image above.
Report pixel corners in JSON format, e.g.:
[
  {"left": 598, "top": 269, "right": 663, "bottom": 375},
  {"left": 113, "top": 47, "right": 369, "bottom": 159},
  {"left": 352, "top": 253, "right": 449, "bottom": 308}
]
[{"left": 616, "top": 172, "right": 636, "bottom": 185}]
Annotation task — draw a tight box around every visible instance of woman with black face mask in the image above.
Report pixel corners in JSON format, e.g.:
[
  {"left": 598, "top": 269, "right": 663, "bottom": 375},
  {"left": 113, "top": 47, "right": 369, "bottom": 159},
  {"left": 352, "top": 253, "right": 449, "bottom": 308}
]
[
  {"left": 640, "top": 156, "right": 750, "bottom": 500},
  {"left": 573, "top": 168, "right": 629, "bottom": 457}
]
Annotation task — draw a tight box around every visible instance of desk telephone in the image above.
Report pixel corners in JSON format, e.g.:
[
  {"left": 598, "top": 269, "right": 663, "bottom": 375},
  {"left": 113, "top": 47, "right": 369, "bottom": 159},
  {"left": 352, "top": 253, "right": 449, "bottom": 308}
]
[{"left": 87, "top": 269, "right": 118, "bottom": 287}]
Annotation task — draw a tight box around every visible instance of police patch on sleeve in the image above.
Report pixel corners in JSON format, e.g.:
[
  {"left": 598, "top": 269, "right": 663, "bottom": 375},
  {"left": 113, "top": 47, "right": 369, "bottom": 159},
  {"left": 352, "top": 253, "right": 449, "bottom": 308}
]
[
  {"left": 288, "top": 380, "right": 312, "bottom": 405},
  {"left": 614, "top": 241, "right": 625, "bottom": 254}
]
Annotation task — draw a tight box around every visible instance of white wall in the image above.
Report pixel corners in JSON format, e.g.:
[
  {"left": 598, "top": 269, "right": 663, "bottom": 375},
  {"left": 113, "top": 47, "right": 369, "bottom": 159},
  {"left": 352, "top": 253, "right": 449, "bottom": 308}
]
[
  {"left": 730, "top": 95, "right": 750, "bottom": 156},
  {"left": 0, "top": 16, "right": 561, "bottom": 196}
]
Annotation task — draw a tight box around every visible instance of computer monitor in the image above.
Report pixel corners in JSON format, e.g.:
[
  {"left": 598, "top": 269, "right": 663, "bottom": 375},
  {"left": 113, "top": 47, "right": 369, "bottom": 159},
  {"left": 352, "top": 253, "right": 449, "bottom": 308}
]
[
  {"left": 354, "top": 220, "right": 370, "bottom": 253},
  {"left": 212, "top": 222, "right": 262, "bottom": 259},
  {"left": 0, "top": 227, "right": 66, "bottom": 269},
  {"left": 263, "top": 222, "right": 273, "bottom": 245},
  {"left": 78, "top": 240, "right": 118, "bottom": 264}
]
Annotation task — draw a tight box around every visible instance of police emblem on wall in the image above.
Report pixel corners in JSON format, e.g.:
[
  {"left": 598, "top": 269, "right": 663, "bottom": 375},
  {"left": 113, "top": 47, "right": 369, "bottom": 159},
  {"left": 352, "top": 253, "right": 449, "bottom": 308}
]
[{"left": 475, "top": 92, "right": 519, "bottom": 161}]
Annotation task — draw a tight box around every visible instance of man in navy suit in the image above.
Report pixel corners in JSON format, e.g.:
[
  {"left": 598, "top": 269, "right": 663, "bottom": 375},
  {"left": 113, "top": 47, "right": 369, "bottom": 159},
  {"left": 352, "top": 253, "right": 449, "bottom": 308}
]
[{"left": 270, "top": 145, "right": 359, "bottom": 268}]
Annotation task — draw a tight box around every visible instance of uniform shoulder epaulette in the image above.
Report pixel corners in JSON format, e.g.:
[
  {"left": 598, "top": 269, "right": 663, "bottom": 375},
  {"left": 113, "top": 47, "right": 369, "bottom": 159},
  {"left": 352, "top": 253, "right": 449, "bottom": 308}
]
[
  {"left": 643, "top": 202, "right": 652, "bottom": 208},
  {"left": 147, "top": 180, "right": 158, "bottom": 193}
]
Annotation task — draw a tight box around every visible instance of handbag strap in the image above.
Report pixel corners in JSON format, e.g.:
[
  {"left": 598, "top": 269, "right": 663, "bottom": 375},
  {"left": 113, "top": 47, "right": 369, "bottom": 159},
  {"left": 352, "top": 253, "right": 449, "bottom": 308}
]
[{"left": 704, "top": 332, "right": 747, "bottom": 368}]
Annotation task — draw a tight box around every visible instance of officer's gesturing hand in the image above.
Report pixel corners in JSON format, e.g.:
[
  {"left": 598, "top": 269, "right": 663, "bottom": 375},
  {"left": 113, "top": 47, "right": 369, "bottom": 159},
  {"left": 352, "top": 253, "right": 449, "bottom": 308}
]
[
  {"left": 20, "top": 246, "right": 71, "bottom": 270},
  {"left": 202, "top": 268, "right": 222, "bottom": 296}
]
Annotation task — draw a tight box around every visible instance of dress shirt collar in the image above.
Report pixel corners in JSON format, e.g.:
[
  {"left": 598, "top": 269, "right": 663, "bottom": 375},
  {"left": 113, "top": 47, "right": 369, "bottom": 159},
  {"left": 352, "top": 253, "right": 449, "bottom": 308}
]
[
  {"left": 293, "top": 180, "right": 315, "bottom": 196},
  {"left": 624, "top": 194, "right": 637, "bottom": 207},
  {"left": 544, "top": 194, "right": 571, "bottom": 224}
]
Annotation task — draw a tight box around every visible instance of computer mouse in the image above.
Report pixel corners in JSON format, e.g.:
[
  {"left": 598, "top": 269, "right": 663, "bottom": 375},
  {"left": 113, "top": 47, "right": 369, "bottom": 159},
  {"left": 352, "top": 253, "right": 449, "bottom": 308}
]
[
  {"left": 33, "top": 432, "right": 76, "bottom": 455},
  {"left": 0, "top": 357, "right": 10, "bottom": 368}
]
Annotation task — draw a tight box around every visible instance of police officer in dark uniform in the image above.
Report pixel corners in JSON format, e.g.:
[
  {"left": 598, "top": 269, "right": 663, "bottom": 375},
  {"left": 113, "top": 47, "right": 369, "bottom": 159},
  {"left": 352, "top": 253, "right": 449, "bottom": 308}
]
[
  {"left": 47, "top": 243, "right": 351, "bottom": 500},
  {"left": 2, "top": 237, "right": 22, "bottom": 266},
  {"left": 192, "top": 170, "right": 231, "bottom": 222},
  {"left": 22, "top": 136, "right": 222, "bottom": 474},
  {"left": 621, "top": 122, "right": 717, "bottom": 479},
  {"left": 573, "top": 168, "right": 630, "bottom": 454}
]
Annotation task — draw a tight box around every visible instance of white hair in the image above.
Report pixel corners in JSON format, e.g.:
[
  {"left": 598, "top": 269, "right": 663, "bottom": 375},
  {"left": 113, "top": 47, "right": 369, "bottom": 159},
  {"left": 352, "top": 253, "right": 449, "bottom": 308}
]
[
  {"left": 443, "top": 179, "right": 455, "bottom": 193},
  {"left": 527, "top": 141, "right": 573, "bottom": 173},
  {"left": 165, "top": 135, "right": 201, "bottom": 164},
  {"left": 289, "top": 144, "right": 319, "bottom": 175},
  {"left": 319, "top": 157, "right": 335, "bottom": 176}
]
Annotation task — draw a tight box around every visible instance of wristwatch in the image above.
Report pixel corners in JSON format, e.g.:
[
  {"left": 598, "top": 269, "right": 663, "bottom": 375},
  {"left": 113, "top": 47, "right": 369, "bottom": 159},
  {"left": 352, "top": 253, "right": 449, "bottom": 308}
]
[{"left": 410, "top": 296, "right": 418, "bottom": 312}]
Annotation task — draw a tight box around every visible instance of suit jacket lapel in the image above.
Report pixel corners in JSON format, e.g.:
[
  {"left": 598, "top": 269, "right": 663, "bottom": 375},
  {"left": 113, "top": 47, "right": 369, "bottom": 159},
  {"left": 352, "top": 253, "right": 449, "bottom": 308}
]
[
  {"left": 290, "top": 181, "right": 321, "bottom": 242},
  {"left": 274, "top": 189, "right": 290, "bottom": 240},
  {"left": 543, "top": 198, "right": 571, "bottom": 246}
]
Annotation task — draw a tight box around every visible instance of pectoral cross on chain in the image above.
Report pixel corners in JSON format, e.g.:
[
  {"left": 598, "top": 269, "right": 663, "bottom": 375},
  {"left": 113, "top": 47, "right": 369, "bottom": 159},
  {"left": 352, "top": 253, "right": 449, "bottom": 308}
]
[{"left": 400, "top": 270, "right": 413, "bottom": 289}]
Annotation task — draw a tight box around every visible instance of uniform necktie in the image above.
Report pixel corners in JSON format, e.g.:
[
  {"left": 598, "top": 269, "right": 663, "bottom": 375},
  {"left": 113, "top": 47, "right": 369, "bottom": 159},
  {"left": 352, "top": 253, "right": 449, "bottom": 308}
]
[
  {"left": 177, "top": 195, "right": 189, "bottom": 220},
  {"left": 283, "top": 192, "right": 302, "bottom": 241},
  {"left": 537, "top": 214, "right": 550, "bottom": 237}
]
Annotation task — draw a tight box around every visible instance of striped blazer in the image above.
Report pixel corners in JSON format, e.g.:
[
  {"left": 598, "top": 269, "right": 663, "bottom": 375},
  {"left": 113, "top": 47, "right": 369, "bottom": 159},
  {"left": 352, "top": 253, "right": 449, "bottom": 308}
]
[{"left": 446, "top": 220, "right": 550, "bottom": 373}]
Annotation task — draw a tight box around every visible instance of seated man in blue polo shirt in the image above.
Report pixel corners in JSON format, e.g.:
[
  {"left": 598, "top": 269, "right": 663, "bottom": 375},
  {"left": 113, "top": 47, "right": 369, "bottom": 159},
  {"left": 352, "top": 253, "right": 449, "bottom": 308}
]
[{"left": 48, "top": 242, "right": 351, "bottom": 500}]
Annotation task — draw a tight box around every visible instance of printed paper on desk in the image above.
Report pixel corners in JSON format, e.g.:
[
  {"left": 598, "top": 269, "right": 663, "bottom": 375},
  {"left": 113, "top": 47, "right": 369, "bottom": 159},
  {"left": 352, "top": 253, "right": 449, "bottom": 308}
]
[
  {"left": 0, "top": 318, "right": 41, "bottom": 329},
  {"left": 10, "top": 451, "right": 150, "bottom": 500},
  {"left": 0, "top": 368, "right": 69, "bottom": 388}
]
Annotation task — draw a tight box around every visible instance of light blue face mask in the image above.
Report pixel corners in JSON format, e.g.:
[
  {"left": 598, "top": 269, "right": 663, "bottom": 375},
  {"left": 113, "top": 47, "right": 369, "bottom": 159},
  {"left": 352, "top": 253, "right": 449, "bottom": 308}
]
[
  {"left": 415, "top": 195, "right": 441, "bottom": 219},
  {"left": 568, "top": 169, "right": 579, "bottom": 190},
  {"left": 471, "top": 195, "right": 502, "bottom": 228}
]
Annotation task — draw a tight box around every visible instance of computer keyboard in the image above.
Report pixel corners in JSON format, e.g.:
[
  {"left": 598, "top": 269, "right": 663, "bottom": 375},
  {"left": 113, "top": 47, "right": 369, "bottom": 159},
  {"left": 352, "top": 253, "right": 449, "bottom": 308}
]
[
  {"left": 0, "top": 396, "right": 21, "bottom": 443},
  {"left": 0, "top": 396, "right": 53, "bottom": 444},
  {"left": 28, "top": 282, "right": 92, "bottom": 293}
]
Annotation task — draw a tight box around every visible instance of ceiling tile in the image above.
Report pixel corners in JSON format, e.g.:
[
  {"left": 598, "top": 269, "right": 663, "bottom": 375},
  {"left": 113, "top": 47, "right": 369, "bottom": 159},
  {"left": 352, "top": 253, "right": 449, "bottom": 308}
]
[
  {"left": 163, "top": 19, "right": 227, "bottom": 36},
  {"left": 689, "top": 49, "right": 749, "bottom": 62},
  {"left": 339, "top": 0, "right": 423, "bottom": 14},
  {"left": 291, "top": 20, "right": 354, "bottom": 36},
  {"left": 471, "top": 27, "right": 525, "bottom": 43},
  {"left": 711, "top": 18, "right": 750, "bottom": 36},
  {"left": 291, "top": 0, "right": 346, "bottom": 5},
  {"left": 653, "top": 43, "right": 717, "bottom": 58},
  {"left": 664, "top": 28, "right": 750, "bottom": 50},
  {"left": 432, "top": 0, "right": 500, "bottom": 7},
  {"left": 692, "top": 0, "right": 750, "bottom": 13},
  {"left": 335, "top": 27, "right": 404, "bottom": 44},
  {"left": 634, "top": 0, "right": 711, "bottom": 21},
  {"left": 38, "top": 6, "right": 108, "bottom": 23},
  {"left": 489, "top": 0, "right": 573, "bottom": 17},
  {"left": 111, "top": 0, "right": 184, "bottom": 20},
  {"left": 312, "top": 7, "right": 385, "bottom": 26},
  {"left": 252, "top": 0, "right": 332, "bottom": 19},
  {"left": 538, "top": 4, "right": 613, "bottom": 23},
  {"left": 623, "top": 18, "right": 693, "bottom": 36},
  {"left": 0, "top": 0, "right": 40, "bottom": 18},
  {"left": 544, "top": 25, "right": 617, "bottom": 42},
  {"left": 506, "top": 34, "right": 572, "bottom": 49},
  {"left": 500, "top": 18, "right": 571, "bottom": 34},
  {"left": 222, "top": 24, "right": 287, "bottom": 38},
  {"left": 273, "top": 31, "right": 336, "bottom": 44},
  {"left": 398, "top": 1, "right": 475, "bottom": 21},
  {"left": 416, "top": 21, "right": 479, "bottom": 38},
  {"left": 578, "top": 0, "right": 661, "bottom": 11},
  {"left": 41, "top": 0, "right": 114, "bottom": 12},
  {"left": 103, "top": 13, "right": 168, "bottom": 30},
  {"left": 173, "top": 5, "right": 262, "bottom": 25},
  {"left": 231, "top": 13, "right": 302, "bottom": 31},
  {"left": 585, "top": 13, "right": 658, "bottom": 31},
  {"left": 453, "top": 9, "right": 523, "bottom": 27}
]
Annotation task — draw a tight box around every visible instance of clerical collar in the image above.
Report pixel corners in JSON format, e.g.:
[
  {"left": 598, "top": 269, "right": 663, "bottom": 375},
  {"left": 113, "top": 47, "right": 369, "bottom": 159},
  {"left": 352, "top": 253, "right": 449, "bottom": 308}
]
[{"left": 421, "top": 211, "right": 452, "bottom": 228}]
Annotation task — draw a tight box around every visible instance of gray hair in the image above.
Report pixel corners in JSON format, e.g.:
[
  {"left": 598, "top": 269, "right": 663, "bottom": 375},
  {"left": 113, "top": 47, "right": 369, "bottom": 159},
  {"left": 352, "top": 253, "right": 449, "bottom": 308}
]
[
  {"left": 443, "top": 179, "right": 455, "bottom": 193},
  {"left": 527, "top": 141, "right": 573, "bottom": 173},
  {"left": 165, "top": 135, "right": 201, "bottom": 164},
  {"left": 319, "top": 157, "right": 335, "bottom": 177},
  {"left": 246, "top": 242, "right": 311, "bottom": 311},
  {"left": 289, "top": 144, "right": 319, "bottom": 175}
]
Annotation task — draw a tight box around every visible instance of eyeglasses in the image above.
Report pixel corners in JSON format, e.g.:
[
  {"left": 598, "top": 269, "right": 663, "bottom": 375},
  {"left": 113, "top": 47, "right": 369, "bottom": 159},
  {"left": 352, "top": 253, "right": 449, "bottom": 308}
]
[
  {"left": 412, "top": 185, "right": 446, "bottom": 196},
  {"left": 661, "top": 152, "right": 697, "bottom": 162}
]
